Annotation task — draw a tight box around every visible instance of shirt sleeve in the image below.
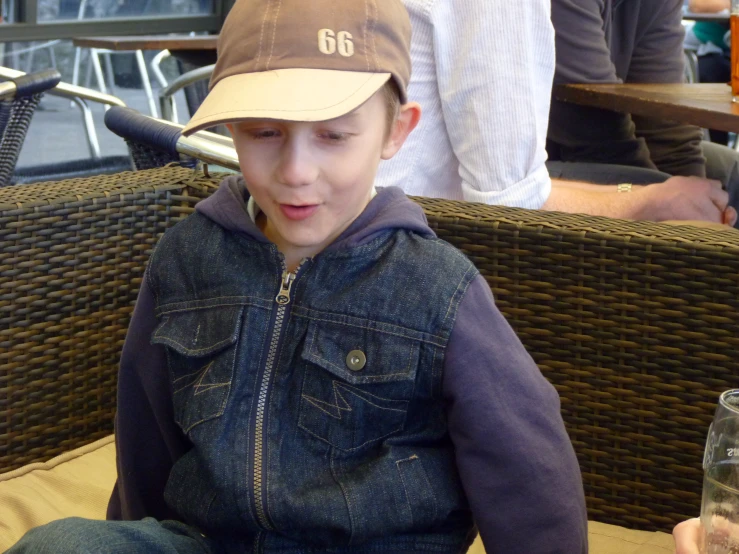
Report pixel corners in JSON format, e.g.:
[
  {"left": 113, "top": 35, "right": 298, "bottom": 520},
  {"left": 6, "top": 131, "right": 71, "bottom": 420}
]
[
  {"left": 427, "top": 0, "right": 553, "bottom": 209},
  {"left": 549, "top": 0, "right": 706, "bottom": 177},
  {"left": 549, "top": 0, "right": 657, "bottom": 170},
  {"left": 629, "top": 0, "right": 706, "bottom": 177},
  {"left": 443, "top": 275, "right": 588, "bottom": 554},
  {"left": 107, "top": 275, "right": 190, "bottom": 521}
]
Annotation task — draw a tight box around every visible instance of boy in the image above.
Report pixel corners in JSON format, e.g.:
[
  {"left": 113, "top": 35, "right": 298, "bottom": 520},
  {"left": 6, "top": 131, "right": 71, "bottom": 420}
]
[{"left": 8, "top": 0, "right": 587, "bottom": 552}]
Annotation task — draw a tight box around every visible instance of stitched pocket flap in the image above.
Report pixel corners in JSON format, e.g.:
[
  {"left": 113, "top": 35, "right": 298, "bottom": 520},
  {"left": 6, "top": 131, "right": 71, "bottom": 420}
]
[
  {"left": 152, "top": 305, "right": 244, "bottom": 357},
  {"left": 302, "top": 320, "right": 420, "bottom": 385}
]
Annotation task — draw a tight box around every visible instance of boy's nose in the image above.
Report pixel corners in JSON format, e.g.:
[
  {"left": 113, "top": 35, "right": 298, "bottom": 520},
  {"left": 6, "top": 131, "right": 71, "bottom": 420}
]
[{"left": 276, "top": 142, "right": 320, "bottom": 187}]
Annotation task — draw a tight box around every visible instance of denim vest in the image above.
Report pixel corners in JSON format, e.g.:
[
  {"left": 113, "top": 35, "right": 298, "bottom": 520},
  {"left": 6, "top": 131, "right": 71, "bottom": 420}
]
[{"left": 147, "top": 211, "right": 478, "bottom": 553}]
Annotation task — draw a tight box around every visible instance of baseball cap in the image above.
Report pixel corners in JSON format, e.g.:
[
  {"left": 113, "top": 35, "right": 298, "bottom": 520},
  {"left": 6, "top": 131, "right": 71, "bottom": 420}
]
[{"left": 182, "top": 0, "right": 412, "bottom": 136}]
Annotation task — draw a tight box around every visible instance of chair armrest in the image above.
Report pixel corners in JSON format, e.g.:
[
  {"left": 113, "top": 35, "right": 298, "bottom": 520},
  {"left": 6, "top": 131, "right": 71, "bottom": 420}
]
[{"left": 104, "top": 106, "right": 239, "bottom": 171}]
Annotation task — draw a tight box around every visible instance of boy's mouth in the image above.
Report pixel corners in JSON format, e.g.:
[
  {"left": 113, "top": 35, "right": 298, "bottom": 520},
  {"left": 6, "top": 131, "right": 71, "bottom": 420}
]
[{"left": 279, "top": 204, "right": 319, "bottom": 221}]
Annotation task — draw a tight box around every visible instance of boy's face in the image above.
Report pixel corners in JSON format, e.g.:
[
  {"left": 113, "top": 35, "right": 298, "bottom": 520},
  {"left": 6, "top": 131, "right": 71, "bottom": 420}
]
[{"left": 229, "top": 90, "right": 418, "bottom": 265}]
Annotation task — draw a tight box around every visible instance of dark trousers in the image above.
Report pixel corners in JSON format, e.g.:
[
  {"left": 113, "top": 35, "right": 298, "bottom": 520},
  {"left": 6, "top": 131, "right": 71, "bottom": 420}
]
[{"left": 698, "top": 52, "right": 731, "bottom": 145}]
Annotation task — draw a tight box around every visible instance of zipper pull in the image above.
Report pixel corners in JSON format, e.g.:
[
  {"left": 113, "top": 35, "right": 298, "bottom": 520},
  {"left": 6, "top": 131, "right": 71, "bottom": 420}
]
[{"left": 275, "top": 271, "right": 296, "bottom": 305}]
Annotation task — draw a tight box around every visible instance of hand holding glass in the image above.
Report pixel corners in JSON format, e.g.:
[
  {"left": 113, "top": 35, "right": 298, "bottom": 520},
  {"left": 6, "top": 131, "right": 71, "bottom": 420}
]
[{"left": 701, "top": 390, "right": 739, "bottom": 553}]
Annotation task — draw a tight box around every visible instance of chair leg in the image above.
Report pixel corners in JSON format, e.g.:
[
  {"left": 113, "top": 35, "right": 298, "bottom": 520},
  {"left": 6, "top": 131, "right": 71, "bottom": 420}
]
[
  {"left": 90, "top": 48, "right": 112, "bottom": 112},
  {"left": 152, "top": 49, "right": 178, "bottom": 122},
  {"left": 71, "top": 47, "right": 82, "bottom": 85},
  {"left": 25, "top": 44, "right": 35, "bottom": 73},
  {"left": 91, "top": 49, "right": 107, "bottom": 94},
  {"left": 70, "top": 97, "right": 102, "bottom": 159},
  {"left": 71, "top": 47, "right": 83, "bottom": 107},
  {"left": 103, "top": 52, "right": 116, "bottom": 94},
  {"left": 11, "top": 44, "right": 21, "bottom": 72},
  {"left": 48, "top": 46, "right": 57, "bottom": 69},
  {"left": 84, "top": 52, "right": 94, "bottom": 88},
  {"left": 135, "top": 49, "right": 158, "bottom": 118}
]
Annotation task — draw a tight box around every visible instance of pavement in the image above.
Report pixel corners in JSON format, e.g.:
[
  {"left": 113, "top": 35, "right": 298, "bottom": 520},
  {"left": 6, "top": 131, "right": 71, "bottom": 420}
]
[{"left": 15, "top": 82, "right": 191, "bottom": 170}]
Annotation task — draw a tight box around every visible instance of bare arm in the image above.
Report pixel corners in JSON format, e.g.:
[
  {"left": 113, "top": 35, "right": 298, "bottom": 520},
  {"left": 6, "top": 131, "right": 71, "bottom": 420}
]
[
  {"left": 544, "top": 179, "right": 649, "bottom": 219},
  {"left": 543, "top": 177, "right": 734, "bottom": 224}
]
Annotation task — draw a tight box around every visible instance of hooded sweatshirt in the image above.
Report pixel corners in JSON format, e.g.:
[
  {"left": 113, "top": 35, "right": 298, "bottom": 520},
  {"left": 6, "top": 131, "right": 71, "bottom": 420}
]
[{"left": 107, "top": 176, "right": 587, "bottom": 553}]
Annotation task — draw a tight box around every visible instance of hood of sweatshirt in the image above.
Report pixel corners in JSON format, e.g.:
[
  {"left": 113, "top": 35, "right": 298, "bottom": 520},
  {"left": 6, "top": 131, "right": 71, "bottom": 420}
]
[{"left": 194, "top": 175, "right": 436, "bottom": 252}]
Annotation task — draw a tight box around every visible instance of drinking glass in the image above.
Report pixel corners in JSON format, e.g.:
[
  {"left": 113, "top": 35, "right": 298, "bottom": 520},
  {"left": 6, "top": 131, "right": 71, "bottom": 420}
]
[{"left": 701, "top": 390, "right": 739, "bottom": 554}]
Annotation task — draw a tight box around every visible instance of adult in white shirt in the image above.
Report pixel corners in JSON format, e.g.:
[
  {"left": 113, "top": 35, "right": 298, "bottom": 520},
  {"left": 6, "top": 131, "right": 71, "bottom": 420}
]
[{"left": 376, "top": 0, "right": 736, "bottom": 226}]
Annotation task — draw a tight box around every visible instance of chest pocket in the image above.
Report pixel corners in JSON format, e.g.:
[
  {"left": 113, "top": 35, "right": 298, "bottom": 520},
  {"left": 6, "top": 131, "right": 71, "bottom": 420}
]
[
  {"left": 298, "top": 319, "right": 420, "bottom": 452},
  {"left": 152, "top": 305, "right": 244, "bottom": 433}
]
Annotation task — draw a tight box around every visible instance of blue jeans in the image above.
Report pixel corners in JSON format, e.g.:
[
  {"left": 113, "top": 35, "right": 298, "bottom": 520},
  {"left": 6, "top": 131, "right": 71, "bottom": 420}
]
[{"left": 5, "top": 517, "right": 220, "bottom": 554}]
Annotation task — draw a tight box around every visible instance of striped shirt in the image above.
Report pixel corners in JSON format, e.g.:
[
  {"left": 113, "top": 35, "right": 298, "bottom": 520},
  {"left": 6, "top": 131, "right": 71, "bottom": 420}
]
[{"left": 375, "top": 0, "right": 555, "bottom": 210}]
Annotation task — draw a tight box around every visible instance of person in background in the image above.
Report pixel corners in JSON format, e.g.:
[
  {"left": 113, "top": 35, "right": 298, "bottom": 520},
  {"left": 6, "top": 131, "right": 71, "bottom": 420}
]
[
  {"left": 548, "top": 0, "right": 739, "bottom": 227},
  {"left": 685, "top": 0, "right": 731, "bottom": 144},
  {"left": 375, "top": 0, "right": 737, "bottom": 226}
]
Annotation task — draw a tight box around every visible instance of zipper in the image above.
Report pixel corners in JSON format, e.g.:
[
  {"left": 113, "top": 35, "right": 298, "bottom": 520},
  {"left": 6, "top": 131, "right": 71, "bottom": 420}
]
[
  {"left": 275, "top": 271, "right": 296, "bottom": 306},
  {"left": 251, "top": 259, "right": 307, "bottom": 531}
]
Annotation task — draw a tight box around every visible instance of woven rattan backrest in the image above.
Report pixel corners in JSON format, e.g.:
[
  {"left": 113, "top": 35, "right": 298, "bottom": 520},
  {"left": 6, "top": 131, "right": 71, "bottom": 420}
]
[
  {"left": 125, "top": 140, "right": 196, "bottom": 171},
  {"left": 412, "top": 196, "right": 739, "bottom": 532},
  {"left": 0, "top": 167, "right": 220, "bottom": 472},
  {"left": 2, "top": 168, "right": 738, "bottom": 533},
  {"left": 0, "top": 94, "right": 43, "bottom": 187}
]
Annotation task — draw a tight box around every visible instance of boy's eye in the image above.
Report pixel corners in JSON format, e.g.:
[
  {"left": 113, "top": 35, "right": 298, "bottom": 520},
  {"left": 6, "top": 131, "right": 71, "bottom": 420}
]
[
  {"left": 318, "top": 131, "right": 350, "bottom": 142},
  {"left": 247, "top": 128, "right": 281, "bottom": 140},
  {"left": 237, "top": 126, "right": 282, "bottom": 140}
]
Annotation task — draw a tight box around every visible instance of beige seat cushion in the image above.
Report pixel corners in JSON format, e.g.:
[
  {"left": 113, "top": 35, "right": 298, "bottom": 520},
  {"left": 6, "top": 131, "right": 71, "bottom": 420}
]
[
  {"left": 0, "top": 436, "right": 676, "bottom": 553},
  {"left": 468, "top": 521, "right": 675, "bottom": 554},
  {"left": 0, "top": 435, "right": 116, "bottom": 552}
]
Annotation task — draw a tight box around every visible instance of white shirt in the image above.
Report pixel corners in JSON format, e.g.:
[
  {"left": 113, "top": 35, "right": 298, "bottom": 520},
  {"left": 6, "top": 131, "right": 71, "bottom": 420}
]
[{"left": 375, "top": 0, "right": 555, "bottom": 209}]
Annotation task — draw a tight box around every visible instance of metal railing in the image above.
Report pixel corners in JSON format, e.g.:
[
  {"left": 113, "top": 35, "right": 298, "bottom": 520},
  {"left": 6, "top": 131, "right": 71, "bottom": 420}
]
[
  {"left": 0, "top": 65, "right": 125, "bottom": 158},
  {"left": 104, "top": 105, "right": 239, "bottom": 172},
  {"left": 158, "top": 63, "right": 214, "bottom": 123}
]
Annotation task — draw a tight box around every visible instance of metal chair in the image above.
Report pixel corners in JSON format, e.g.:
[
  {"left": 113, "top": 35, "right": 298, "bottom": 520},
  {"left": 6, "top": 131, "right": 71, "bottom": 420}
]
[
  {"left": 158, "top": 63, "right": 214, "bottom": 123},
  {"left": 683, "top": 49, "right": 700, "bottom": 84},
  {"left": 0, "top": 66, "right": 134, "bottom": 184},
  {"left": 0, "top": 68, "right": 61, "bottom": 186},
  {"left": 70, "top": 0, "right": 160, "bottom": 117}
]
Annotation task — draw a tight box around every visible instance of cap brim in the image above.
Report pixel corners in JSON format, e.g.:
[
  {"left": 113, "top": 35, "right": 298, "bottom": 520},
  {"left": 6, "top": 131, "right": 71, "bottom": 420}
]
[{"left": 182, "top": 68, "right": 391, "bottom": 136}]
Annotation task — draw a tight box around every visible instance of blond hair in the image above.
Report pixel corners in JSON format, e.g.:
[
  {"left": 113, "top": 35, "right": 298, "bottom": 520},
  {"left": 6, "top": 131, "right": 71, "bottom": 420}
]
[{"left": 381, "top": 79, "right": 401, "bottom": 140}]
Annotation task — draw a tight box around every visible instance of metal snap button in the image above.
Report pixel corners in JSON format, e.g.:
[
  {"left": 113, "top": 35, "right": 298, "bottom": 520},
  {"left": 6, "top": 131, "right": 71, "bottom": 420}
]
[{"left": 346, "top": 350, "right": 366, "bottom": 371}]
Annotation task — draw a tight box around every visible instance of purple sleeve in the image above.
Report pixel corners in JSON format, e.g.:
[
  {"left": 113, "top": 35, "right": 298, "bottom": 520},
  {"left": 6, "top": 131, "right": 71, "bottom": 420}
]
[
  {"left": 107, "top": 276, "right": 190, "bottom": 521},
  {"left": 443, "top": 275, "right": 587, "bottom": 554}
]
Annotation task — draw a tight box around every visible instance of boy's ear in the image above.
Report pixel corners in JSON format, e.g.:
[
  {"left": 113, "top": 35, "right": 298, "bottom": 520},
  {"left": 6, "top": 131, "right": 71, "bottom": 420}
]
[{"left": 381, "top": 102, "right": 421, "bottom": 160}]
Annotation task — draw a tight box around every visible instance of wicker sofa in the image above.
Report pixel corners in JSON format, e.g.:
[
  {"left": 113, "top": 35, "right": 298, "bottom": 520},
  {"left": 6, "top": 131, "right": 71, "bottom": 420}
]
[{"left": 2, "top": 165, "right": 738, "bottom": 552}]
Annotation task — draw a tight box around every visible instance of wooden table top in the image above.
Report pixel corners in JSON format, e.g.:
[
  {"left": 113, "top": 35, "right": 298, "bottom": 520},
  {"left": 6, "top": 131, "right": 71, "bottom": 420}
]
[
  {"left": 72, "top": 35, "right": 218, "bottom": 51},
  {"left": 554, "top": 83, "right": 739, "bottom": 133}
]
